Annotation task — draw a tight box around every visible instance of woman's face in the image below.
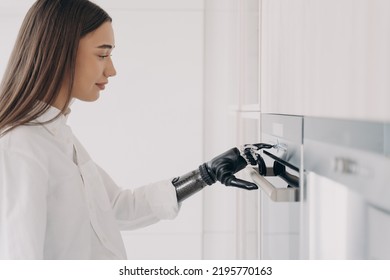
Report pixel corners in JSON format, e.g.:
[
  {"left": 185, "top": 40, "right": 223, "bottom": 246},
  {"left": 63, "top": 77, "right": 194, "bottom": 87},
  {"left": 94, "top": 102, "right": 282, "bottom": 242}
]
[{"left": 70, "top": 21, "right": 117, "bottom": 102}]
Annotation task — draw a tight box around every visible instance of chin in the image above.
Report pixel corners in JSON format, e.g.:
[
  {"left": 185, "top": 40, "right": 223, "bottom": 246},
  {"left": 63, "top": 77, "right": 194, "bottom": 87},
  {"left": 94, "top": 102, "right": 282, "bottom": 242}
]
[
  {"left": 80, "top": 93, "right": 100, "bottom": 102},
  {"left": 72, "top": 88, "right": 101, "bottom": 102},
  {"left": 89, "top": 95, "right": 100, "bottom": 102}
]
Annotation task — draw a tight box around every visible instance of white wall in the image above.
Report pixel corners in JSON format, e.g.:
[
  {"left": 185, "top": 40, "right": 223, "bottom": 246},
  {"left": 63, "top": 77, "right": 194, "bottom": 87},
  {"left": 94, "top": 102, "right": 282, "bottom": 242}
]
[
  {"left": 71, "top": 0, "right": 205, "bottom": 259},
  {"left": 0, "top": 1, "right": 35, "bottom": 78},
  {"left": 0, "top": 0, "right": 205, "bottom": 259}
]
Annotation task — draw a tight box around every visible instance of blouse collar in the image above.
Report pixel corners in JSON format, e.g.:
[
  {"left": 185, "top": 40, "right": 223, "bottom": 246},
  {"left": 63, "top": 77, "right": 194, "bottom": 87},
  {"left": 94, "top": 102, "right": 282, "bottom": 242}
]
[{"left": 34, "top": 105, "right": 71, "bottom": 136}]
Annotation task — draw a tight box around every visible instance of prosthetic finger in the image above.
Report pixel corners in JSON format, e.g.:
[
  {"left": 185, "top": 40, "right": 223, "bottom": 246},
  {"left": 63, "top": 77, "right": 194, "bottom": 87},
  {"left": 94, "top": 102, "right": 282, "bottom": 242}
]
[{"left": 224, "top": 175, "right": 258, "bottom": 190}]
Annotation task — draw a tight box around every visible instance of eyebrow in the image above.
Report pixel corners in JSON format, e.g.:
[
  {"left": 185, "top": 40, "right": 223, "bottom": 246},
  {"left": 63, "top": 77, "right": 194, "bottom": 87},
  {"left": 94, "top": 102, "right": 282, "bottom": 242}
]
[{"left": 96, "top": 44, "right": 115, "bottom": 49}]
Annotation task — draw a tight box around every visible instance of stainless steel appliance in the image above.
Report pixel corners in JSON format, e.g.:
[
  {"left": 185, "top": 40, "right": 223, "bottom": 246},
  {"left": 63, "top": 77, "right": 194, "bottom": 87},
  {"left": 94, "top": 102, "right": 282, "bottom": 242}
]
[
  {"left": 247, "top": 114, "right": 302, "bottom": 259},
  {"left": 247, "top": 114, "right": 390, "bottom": 259},
  {"left": 303, "top": 117, "right": 390, "bottom": 259}
]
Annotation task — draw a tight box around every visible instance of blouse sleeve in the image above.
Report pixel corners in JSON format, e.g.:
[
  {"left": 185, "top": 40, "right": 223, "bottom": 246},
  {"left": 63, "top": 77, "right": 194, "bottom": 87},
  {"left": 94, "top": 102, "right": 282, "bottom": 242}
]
[
  {"left": 0, "top": 149, "right": 48, "bottom": 259},
  {"left": 95, "top": 165, "right": 180, "bottom": 230}
]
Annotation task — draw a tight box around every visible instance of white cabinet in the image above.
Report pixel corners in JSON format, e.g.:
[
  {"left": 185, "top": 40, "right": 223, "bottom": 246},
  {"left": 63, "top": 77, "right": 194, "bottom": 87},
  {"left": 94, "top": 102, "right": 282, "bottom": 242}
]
[
  {"left": 239, "top": 0, "right": 261, "bottom": 108},
  {"left": 236, "top": 112, "right": 261, "bottom": 259},
  {"left": 261, "top": 0, "right": 390, "bottom": 122},
  {"left": 302, "top": 0, "right": 390, "bottom": 122},
  {"left": 203, "top": 0, "right": 261, "bottom": 259},
  {"left": 306, "top": 173, "right": 366, "bottom": 259},
  {"left": 260, "top": 0, "right": 305, "bottom": 115}
]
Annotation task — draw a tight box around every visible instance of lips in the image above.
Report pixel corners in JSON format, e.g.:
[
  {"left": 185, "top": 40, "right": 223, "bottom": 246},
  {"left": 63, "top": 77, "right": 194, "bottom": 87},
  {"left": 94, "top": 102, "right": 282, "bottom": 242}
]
[{"left": 96, "top": 82, "right": 107, "bottom": 90}]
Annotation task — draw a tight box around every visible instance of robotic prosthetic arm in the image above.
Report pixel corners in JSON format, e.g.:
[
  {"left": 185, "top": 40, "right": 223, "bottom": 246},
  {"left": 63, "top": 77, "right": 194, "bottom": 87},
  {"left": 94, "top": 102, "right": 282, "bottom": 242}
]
[{"left": 172, "top": 143, "right": 274, "bottom": 203}]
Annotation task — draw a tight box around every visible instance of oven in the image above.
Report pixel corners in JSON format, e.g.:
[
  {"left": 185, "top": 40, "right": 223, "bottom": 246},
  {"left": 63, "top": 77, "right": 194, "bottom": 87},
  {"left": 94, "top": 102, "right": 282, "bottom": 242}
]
[
  {"left": 247, "top": 113, "right": 302, "bottom": 259},
  {"left": 246, "top": 114, "right": 390, "bottom": 259}
]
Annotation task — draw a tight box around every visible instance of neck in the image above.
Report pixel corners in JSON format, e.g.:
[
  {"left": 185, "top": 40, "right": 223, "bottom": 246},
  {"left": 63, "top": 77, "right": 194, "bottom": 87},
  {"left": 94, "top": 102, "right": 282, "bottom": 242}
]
[{"left": 52, "top": 86, "right": 69, "bottom": 111}]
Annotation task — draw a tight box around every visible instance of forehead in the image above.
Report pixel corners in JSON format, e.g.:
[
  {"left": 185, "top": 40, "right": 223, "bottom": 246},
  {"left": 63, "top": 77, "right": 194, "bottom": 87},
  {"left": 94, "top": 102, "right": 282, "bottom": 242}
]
[{"left": 80, "top": 21, "right": 115, "bottom": 48}]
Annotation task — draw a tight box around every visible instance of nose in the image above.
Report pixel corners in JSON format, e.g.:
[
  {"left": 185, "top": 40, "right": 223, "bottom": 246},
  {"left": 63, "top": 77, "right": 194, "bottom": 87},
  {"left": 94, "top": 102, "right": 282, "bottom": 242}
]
[{"left": 105, "top": 56, "right": 117, "bottom": 78}]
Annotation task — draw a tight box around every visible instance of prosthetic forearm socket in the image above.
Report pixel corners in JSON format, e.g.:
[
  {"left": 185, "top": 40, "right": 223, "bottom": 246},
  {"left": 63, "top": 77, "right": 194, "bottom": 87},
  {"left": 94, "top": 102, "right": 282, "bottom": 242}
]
[{"left": 172, "top": 169, "right": 207, "bottom": 203}]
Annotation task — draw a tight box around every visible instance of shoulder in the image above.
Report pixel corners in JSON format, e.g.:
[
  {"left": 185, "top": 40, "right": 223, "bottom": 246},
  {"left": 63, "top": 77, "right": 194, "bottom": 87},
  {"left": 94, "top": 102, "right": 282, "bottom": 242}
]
[{"left": 0, "top": 124, "right": 52, "bottom": 161}]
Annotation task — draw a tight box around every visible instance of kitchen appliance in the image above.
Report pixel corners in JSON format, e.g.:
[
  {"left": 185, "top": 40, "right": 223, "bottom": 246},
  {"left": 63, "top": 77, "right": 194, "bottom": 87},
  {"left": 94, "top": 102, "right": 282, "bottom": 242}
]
[
  {"left": 247, "top": 114, "right": 390, "bottom": 259},
  {"left": 303, "top": 117, "right": 390, "bottom": 259},
  {"left": 247, "top": 114, "right": 302, "bottom": 259}
]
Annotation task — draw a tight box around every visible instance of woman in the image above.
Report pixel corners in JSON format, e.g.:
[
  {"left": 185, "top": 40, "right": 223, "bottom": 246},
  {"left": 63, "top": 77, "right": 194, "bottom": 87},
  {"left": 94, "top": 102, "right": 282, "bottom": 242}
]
[{"left": 0, "top": 0, "right": 259, "bottom": 259}]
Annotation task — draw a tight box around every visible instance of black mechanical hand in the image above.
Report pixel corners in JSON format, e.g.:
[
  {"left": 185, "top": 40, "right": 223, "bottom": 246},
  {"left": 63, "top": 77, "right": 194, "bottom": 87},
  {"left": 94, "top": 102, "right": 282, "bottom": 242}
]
[
  {"left": 172, "top": 143, "right": 274, "bottom": 202},
  {"left": 199, "top": 147, "right": 256, "bottom": 190}
]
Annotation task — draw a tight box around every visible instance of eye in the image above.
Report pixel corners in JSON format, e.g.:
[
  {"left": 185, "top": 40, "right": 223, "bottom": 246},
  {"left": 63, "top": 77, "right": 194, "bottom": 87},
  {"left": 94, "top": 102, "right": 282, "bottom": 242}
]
[{"left": 98, "top": 54, "right": 111, "bottom": 60}]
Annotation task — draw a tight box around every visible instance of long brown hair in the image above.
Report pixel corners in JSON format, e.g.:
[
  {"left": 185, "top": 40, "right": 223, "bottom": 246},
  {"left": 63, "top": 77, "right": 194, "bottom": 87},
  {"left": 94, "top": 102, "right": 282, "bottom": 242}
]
[{"left": 0, "top": 0, "right": 112, "bottom": 135}]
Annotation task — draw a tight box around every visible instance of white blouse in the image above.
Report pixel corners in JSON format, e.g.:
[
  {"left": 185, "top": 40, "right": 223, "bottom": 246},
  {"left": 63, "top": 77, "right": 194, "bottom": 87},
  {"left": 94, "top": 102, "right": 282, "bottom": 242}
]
[{"left": 0, "top": 106, "right": 179, "bottom": 259}]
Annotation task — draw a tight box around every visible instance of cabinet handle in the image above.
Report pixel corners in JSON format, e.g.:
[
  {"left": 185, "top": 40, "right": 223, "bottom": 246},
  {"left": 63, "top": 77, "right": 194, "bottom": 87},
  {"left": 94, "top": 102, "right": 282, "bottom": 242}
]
[{"left": 246, "top": 167, "right": 299, "bottom": 202}]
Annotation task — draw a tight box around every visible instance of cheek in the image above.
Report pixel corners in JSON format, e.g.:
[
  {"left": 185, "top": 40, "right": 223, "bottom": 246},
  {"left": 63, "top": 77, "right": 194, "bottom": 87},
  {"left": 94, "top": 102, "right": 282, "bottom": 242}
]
[
  {"left": 71, "top": 73, "right": 93, "bottom": 100},
  {"left": 74, "top": 63, "right": 98, "bottom": 88},
  {"left": 71, "top": 66, "right": 103, "bottom": 101}
]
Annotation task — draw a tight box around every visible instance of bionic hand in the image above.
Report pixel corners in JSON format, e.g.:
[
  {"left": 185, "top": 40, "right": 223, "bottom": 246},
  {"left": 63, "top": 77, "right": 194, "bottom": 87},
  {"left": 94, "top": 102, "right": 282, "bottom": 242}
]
[{"left": 172, "top": 143, "right": 274, "bottom": 202}]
